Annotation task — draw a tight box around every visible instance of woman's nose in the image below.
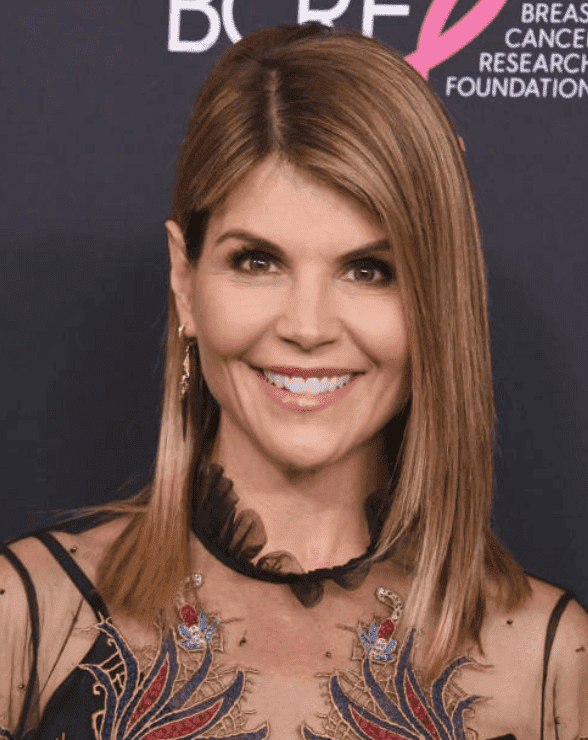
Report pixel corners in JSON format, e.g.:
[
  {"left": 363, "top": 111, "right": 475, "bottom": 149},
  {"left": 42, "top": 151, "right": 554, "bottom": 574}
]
[{"left": 274, "top": 275, "right": 341, "bottom": 351}]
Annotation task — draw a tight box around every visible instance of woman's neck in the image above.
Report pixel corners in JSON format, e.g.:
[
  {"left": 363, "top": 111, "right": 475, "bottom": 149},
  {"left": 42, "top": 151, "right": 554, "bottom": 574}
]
[{"left": 208, "top": 423, "right": 389, "bottom": 571}]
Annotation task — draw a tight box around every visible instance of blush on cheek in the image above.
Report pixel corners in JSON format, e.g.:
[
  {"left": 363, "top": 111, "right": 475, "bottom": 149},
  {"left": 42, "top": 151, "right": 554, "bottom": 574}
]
[{"left": 197, "top": 287, "right": 268, "bottom": 357}]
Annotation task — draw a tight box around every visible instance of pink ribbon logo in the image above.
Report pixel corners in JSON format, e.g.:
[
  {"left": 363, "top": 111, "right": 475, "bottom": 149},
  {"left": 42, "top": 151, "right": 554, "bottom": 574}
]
[{"left": 406, "top": 0, "right": 508, "bottom": 79}]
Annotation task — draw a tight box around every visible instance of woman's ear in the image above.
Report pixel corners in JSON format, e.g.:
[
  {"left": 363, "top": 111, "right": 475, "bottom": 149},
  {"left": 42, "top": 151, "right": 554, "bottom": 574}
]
[{"left": 165, "top": 219, "right": 197, "bottom": 338}]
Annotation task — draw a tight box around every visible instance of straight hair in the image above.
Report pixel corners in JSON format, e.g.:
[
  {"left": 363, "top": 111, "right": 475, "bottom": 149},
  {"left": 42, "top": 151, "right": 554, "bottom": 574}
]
[{"left": 69, "top": 22, "right": 530, "bottom": 681}]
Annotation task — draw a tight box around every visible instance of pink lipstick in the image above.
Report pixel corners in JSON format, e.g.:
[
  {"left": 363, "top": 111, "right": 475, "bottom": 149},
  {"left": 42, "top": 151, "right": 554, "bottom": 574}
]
[{"left": 254, "top": 367, "right": 362, "bottom": 412}]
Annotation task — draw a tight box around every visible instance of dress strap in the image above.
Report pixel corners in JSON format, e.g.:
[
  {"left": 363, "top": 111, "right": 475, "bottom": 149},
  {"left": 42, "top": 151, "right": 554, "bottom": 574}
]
[
  {"left": 540, "top": 589, "right": 575, "bottom": 740},
  {"left": 0, "top": 543, "right": 40, "bottom": 740},
  {"left": 32, "top": 532, "right": 110, "bottom": 621}
]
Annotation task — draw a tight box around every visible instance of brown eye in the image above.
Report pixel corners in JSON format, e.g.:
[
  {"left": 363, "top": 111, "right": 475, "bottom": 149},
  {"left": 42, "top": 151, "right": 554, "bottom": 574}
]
[
  {"left": 248, "top": 255, "right": 273, "bottom": 272},
  {"left": 228, "top": 248, "right": 279, "bottom": 274},
  {"left": 353, "top": 265, "right": 377, "bottom": 282},
  {"left": 346, "top": 259, "right": 394, "bottom": 285}
]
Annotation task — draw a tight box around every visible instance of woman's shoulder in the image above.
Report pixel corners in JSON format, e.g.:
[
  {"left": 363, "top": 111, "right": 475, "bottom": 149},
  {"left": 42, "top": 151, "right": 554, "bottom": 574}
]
[
  {"left": 482, "top": 573, "right": 587, "bottom": 650},
  {"left": 483, "top": 574, "right": 587, "bottom": 713},
  {"left": 2, "top": 514, "right": 132, "bottom": 584},
  {"left": 0, "top": 516, "right": 134, "bottom": 632},
  {"left": 505, "top": 573, "right": 586, "bottom": 635},
  {"left": 518, "top": 576, "right": 588, "bottom": 732},
  {"left": 47, "top": 514, "right": 133, "bottom": 582}
]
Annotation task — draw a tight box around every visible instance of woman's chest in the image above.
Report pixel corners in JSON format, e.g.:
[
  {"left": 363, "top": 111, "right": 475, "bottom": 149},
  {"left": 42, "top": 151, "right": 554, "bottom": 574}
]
[
  {"left": 86, "top": 576, "right": 542, "bottom": 740},
  {"left": 40, "top": 571, "right": 543, "bottom": 740}
]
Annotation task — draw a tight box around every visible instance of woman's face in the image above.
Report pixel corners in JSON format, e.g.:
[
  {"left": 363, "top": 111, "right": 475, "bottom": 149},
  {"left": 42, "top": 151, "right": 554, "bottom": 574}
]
[{"left": 167, "top": 158, "right": 410, "bottom": 474}]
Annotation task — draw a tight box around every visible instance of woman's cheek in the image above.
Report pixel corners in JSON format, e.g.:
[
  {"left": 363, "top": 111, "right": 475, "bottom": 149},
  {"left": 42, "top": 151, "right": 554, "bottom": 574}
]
[
  {"left": 196, "top": 282, "right": 275, "bottom": 356},
  {"left": 347, "top": 301, "right": 408, "bottom": 364}
]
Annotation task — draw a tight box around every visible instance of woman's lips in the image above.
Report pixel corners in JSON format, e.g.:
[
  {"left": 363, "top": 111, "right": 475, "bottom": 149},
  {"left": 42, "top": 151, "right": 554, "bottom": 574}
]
[
  {"left": 261, "top": 366, "right": 362, "bottom": 378},
  {"left": 253, "top": 367, "right": 362, "bottom": 412}
]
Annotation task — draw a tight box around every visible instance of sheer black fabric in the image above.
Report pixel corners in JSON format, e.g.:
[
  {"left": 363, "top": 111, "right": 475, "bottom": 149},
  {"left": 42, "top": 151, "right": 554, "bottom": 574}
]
[{"left": 190, "top": 458, "right": 393, "bottom": 607}]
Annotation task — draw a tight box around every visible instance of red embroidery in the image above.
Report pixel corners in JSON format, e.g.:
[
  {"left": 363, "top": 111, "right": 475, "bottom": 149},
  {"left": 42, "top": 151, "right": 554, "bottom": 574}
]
[
  {"left": 350, "top": 707, "right": 407, "bottom": 740},
  {"left": 179, "top": 604, "right": 200, "bottom": 628},
  {"left": 130, "top": 659, "right": 170, "bottom": 725},
  {"left": 141, "top": 701, "right": 222, "bottom": 739},
  {"left": 377, "top": 619, "right": 395, "bottom": 640},
  {"left": 404, "top": 674, "right": 441, "bottom": 740}
]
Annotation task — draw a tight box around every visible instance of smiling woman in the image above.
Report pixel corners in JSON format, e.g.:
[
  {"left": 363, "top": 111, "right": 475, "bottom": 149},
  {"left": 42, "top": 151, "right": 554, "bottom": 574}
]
[
  {"left": 166, "top": 160, "right": 410, "bottom": 481},
  {"left": 1, "top": 21, "right": 587, "bottom": 740}
]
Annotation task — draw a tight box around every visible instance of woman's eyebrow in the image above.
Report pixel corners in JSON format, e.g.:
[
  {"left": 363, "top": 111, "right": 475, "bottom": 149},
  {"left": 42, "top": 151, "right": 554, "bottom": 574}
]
[{"left": 214, "top": 229, "right": 392, "bottom": 261}]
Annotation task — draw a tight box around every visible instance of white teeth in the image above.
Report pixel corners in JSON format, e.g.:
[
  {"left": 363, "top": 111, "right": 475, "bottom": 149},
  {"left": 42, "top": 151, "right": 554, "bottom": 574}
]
[
  {"left": 265, "top": 371, "right": 286, "bottom": 388},
  {"left": 261, "top": 370, "right": 354, "bottom": 394}
]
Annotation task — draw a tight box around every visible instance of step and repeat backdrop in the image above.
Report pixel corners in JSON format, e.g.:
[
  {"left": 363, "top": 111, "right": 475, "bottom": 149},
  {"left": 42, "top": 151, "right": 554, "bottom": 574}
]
[{"left": 2, "top": 0, "right": 587, "bottom": 602}]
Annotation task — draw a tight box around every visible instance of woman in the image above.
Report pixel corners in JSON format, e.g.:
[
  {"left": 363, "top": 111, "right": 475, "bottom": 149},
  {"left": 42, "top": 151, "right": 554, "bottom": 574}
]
[{"left": 1, "top": 21, "right": 586, "bottom": 740}]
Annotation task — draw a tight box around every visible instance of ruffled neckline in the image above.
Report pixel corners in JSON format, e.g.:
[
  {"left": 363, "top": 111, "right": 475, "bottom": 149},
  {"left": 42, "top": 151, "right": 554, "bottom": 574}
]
[{"left": 190, "top": 458, "right": 393, "bottom": 607}]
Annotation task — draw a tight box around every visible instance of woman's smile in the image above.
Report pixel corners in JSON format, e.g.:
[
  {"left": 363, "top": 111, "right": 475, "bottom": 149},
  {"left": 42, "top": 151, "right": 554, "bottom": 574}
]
[
  {"left": 170, "top": 156, "right": 410, "bottom": 473},
  {"left": 253, "top": 364, "right": 364, "bottom": 412}
]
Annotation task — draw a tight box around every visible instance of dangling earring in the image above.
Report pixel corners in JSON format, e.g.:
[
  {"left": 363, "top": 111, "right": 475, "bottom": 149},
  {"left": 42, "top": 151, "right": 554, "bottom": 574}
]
[{"left": 178, "top": 325, "right": 196, "bottom": 436}]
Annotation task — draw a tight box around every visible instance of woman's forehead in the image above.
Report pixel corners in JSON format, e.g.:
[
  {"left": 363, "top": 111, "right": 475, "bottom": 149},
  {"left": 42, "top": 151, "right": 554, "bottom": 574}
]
[{"left": 210, "top": 159, "right": 384, "bottom": 235}]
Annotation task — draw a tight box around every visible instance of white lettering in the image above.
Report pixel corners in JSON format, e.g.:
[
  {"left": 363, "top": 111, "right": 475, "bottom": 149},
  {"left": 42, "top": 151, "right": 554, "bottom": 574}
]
[
  {"left": 537, "top": 28, "right": 554, "bottom": 47},
  {"left": 523, "top": 28, "right": 539, "bottom": 47},
  {"left": 444, "top": 74, "right": 588, "bottom": 97},
  {"left": 476, "top": 77, "right": 491, "bottom": 96},
  {"left": 555, "top": 28, "right": 572, "bottom": 47},
  {"left": 551, "top": 3, "right": 564, "bottom": 22},
  {"left": 297, "top": 0, "right": 352, "bottom": 26},
  {"left": 446, "top": 75, "right": 458, "bottom": 95},
  {"left": 458, "top": 76, "right": 476, "bottom": 96},
  {"left": 519, "top": 52, "right": 532, "bottom": 72},
  {"left": 573, "top": 28, "right": 587, "bottom": 46},
  {"left": 493, "top": 77, "right": 508, "bottom": 96},
  {"left": 562, "top": 4, "right": 579, "bottom": 22},
  {"left": 536, "top": 3, "right": 550, "bottom": 22},
  {"left": 476, "top": 50, "right": 588, "bottom": 74},
  {"left": 362, "top": 1, "right": 410, "bottom": 37},
  {"left": 506, "top": 27, "right": 522, "bottom": 48},
  {"left": 509, "top": 77, "right": 526, "bottom": 96},
  {"left": 564, "top": 52, "right": 580, "bottom": 72},
  {"left": 521, "top": 3, "right": 535, "bottom": 23},
  {"left": 559, "top": 77, "right": 578, "bottom": 96},
  {"left": 168, "top": 0, "right": 221, "bottom": 52},
  {"left": 525, "top": 78, "right": 540, "bottom": 96},
  {"left": 222, "top": 0, "right": 241, "bottom": 43},
  {"left": 551, "top": 52, "right": 564, "bottom": 72},
  {"left": 534, "top": 53, "right": 549, "bottom": 72},
  {"left": 494, "top": 51, "right": 506, "bottom": 72},
  {"left": 479, "top": 52, "right": 493, "bottom": 72}
]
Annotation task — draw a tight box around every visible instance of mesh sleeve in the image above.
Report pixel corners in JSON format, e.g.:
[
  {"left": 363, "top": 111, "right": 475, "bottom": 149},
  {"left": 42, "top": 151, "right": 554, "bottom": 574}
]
[
  {"left": 0, "top": 543, "right": 40, "bottom": 739},
  {"left": 550, "top": 597, "right": 588, "bottom": 738}
]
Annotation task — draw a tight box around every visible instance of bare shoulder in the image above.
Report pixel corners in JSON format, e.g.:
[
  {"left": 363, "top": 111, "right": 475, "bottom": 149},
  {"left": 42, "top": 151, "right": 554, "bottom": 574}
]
[
  {"left": 484, "top": 573, "right": 569, "bottom": 626},
  {"left": 48, "top": 514, "right": 133, "bottom": 581},
  {"left": 509, "top": 574, "right": 588, "bottom": 641},
  {"left": 476, "top": 575, "right": 574, "bottom": 674}
]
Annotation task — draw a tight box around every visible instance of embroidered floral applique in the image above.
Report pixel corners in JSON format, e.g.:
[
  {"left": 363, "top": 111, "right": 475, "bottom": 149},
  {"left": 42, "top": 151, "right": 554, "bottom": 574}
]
[
  {"left": 79, "top": 575, "right": 269, "bottom": 740},
  {"left": 302, "top": 588, "right": 480, "bottom": 740},
  {"left": 178, "top": 604, "right": 218, "bottom": 650},
  {"left": 359, "top": 617, "right": 398, "bottom": 663}
]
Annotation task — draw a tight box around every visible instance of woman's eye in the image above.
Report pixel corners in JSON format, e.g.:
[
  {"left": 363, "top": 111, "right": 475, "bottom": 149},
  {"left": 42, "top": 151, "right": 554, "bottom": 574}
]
[
  {"left": 344, "top": 260, "right": 394, "bottom": 285},
  {"left": 229, "top": 249, "right": 279, "bottom": 274},
  {"left": 227, "top": 249, "right": 394, "bottom": 285}
]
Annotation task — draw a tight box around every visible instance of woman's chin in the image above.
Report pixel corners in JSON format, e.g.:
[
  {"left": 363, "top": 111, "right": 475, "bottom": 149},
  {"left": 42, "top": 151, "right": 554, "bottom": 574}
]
[{"left": 256, "top": 439, "right": 351, "bottom": 477}]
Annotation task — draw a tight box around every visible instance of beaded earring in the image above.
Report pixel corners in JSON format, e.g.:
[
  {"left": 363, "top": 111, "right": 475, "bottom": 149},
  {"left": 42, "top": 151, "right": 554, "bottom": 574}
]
[{"left": 178, "top": 325, "right": 197, "bottom": 436}]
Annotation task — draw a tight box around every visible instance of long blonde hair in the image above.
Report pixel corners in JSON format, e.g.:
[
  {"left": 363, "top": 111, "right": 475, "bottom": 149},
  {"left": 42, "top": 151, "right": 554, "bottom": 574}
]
[{"left": 72, "top": 22, "right": 530, "bottom": 680}]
